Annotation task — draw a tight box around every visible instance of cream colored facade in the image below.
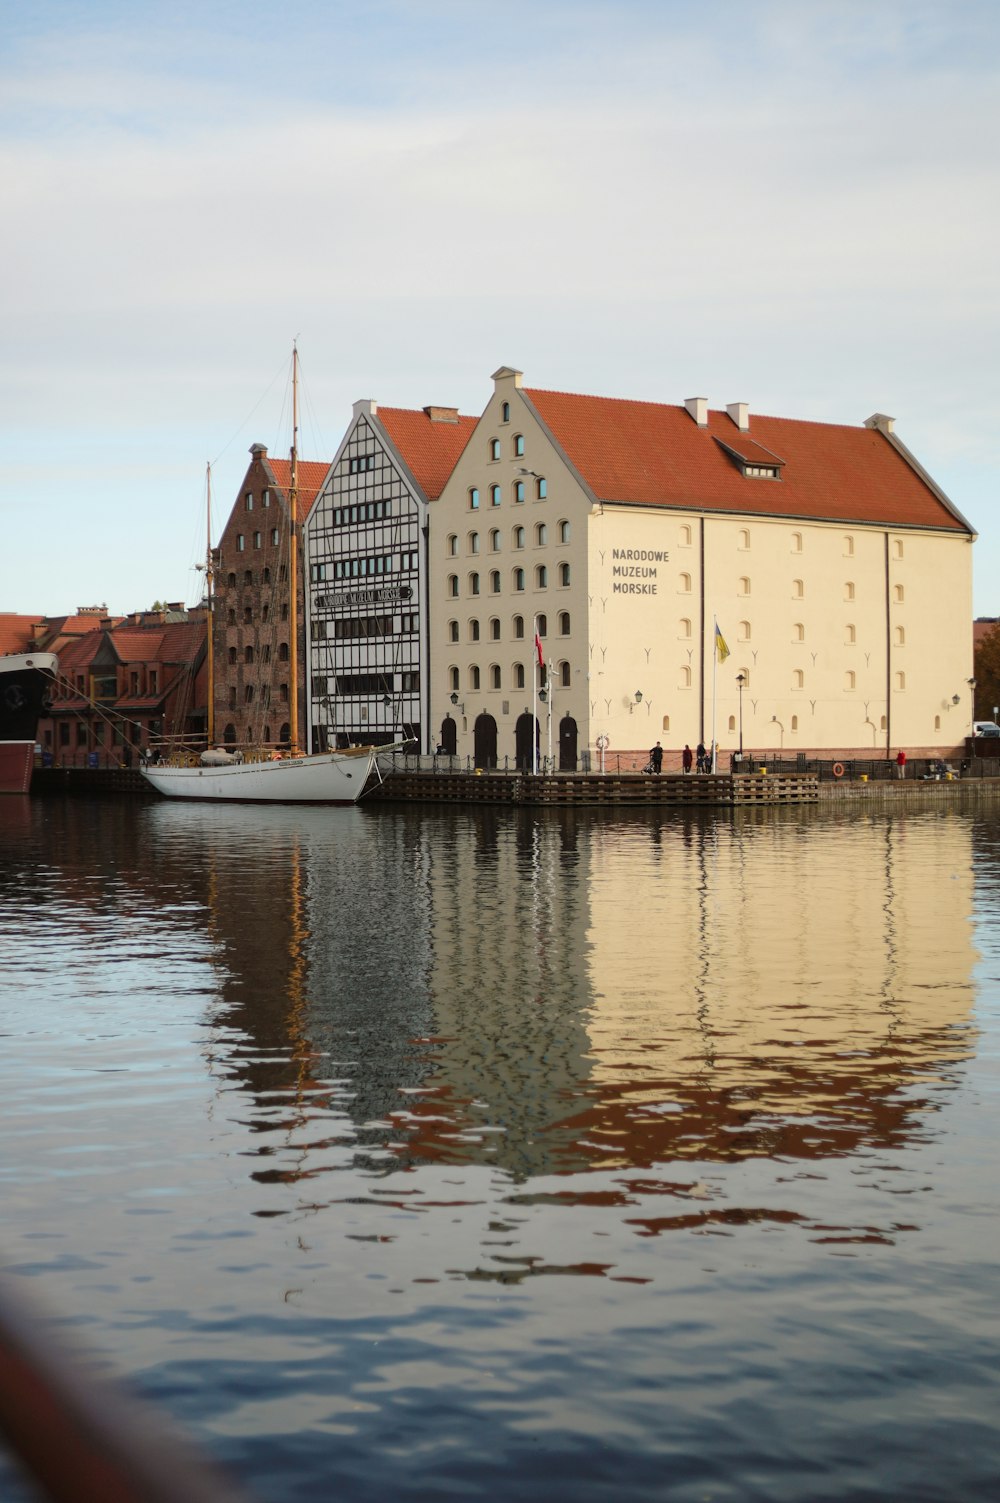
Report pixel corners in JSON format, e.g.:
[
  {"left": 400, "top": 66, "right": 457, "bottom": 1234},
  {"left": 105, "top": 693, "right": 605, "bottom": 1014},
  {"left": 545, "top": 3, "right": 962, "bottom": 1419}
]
[{"left": 429, "top": 369, "right": 974, "bottom": 766}]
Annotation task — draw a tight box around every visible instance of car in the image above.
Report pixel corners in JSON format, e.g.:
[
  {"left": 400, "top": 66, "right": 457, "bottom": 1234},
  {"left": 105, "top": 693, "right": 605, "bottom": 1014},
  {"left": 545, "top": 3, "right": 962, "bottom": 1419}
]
[{"left": 973, "top": 721, "right": 1000, "bottom": 737}]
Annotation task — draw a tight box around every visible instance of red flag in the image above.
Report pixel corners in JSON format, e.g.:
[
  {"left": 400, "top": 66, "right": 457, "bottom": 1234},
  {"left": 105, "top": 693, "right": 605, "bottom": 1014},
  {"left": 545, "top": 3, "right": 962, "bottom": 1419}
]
[{"left": 534, "top": 633, "right": 544, "bottom": 668}]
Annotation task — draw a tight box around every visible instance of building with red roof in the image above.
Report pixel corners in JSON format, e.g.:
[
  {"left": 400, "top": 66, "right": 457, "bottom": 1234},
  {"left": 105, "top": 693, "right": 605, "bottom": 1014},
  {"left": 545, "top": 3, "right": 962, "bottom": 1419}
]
[
  {"left": 36, "top": 608, "right": 207, "bottom": 766},
  {"left": 430, "top": 367, "right": 975, "bottom": 768},
  {"left": 303, "top": 399, "right": 476, "bottom": 754}
]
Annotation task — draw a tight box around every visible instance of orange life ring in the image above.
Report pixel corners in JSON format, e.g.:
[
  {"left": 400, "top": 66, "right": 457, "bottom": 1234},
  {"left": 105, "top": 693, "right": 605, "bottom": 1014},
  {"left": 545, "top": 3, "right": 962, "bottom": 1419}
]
[{"left": 832, "top": 761, "right": 845, "bottom": 779}]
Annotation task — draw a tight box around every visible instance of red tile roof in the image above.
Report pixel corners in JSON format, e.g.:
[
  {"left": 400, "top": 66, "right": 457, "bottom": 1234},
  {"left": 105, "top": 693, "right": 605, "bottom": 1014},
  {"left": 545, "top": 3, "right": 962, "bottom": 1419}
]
[
  {"left": 0, "top": 614, "right": 42, "bottom": 655},
  {"left": 523, "top": 390, "right": 970, "bottom": 533},
  {"left": 267, "top": 459, "right": 331, "bottom": 522},
  {"left": 376, "top": 408, "right": 477, "bottom": 500}
]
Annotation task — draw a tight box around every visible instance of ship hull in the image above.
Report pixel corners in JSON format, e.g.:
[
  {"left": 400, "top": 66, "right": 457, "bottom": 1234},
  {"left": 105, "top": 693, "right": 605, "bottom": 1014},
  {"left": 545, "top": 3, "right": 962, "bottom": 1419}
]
[
  {"left": 0, "top": 654, "right": 58, "bottom": 795},
  {"left": 141, "top": 748, "right": 377, "bottom": 804}
]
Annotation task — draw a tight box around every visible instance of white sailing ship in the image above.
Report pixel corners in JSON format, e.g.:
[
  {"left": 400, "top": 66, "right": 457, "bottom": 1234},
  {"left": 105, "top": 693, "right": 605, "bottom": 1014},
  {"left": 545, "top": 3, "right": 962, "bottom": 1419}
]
[{"left": 142, "top": 346, "right": 380, "bottom": 805}]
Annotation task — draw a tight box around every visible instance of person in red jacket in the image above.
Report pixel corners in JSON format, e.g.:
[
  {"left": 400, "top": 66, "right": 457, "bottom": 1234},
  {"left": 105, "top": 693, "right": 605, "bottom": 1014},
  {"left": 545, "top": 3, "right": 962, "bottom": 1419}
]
[{"left": 896, "top": 749, "right": 907, "bottom": 779}]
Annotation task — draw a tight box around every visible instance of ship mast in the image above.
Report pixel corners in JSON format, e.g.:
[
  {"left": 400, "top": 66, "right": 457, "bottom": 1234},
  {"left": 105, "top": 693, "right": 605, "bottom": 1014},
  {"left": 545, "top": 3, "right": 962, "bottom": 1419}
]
[
  {"left": 205, "top": 461, "right": 215, "bottom": 747},
  {"left": 288, "top": 342, "right": 300, "bottom": 757}
]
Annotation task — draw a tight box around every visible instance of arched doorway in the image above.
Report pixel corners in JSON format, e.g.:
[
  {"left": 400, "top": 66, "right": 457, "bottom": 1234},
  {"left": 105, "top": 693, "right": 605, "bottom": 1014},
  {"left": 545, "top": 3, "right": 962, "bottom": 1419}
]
[
  {"left": 223, "top": 723, "right": 236, "bottom": 744},
  {"left": 559, "top": 715, "right": 578, "bottom": 771},
  {"left": 439, "top": 715, "right": 457, "bottom": 755},
  {"left": 279, "top": 722, "right": 290, "bottom": 748},
  {"left": 474, "top": 714, "right": 498, "bottom": 769},
  {"left": 515, "top": 712, "right": 539, "bottom": 771}
]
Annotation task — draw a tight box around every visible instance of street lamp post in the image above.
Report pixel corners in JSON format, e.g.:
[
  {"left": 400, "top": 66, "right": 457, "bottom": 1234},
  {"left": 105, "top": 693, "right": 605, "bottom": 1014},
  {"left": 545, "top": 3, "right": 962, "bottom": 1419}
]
[{"left": 736, "top": 672, "right": 745, "bottom": 759}]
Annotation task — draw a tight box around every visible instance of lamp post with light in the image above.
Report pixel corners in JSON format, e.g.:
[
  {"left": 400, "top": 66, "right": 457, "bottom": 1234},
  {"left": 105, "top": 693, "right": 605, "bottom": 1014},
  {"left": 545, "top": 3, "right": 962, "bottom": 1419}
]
[{"left": 736, "top": 672, "right": 745, "bottom": 759}]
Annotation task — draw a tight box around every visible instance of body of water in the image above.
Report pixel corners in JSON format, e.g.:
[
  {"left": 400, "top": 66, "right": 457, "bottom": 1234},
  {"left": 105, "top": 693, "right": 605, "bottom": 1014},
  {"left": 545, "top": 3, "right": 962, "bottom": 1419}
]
[{"left": 1, "top": 796, "right": 998, "bottom": 1500}]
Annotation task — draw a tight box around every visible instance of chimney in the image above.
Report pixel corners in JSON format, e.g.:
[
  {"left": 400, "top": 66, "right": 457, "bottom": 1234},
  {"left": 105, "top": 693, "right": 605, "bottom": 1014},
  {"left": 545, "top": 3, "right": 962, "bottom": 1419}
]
[
  {"left": 864, "top": 412, "right": 896, "bottom": 435},
  {"left": 684, "top": 397, "right": 708, "bottom": 427},
  {"left": 424, "top": 406, "right": 459, "bottom": 424},
  {"left": 726, "top": 403, "right": 749, "bottom": 432},
  {"left": 249, "top": 442, "right": 268, "bottom": 457},
  {"left": 353, "top": 399, "right": 377, "bottom": 419}
]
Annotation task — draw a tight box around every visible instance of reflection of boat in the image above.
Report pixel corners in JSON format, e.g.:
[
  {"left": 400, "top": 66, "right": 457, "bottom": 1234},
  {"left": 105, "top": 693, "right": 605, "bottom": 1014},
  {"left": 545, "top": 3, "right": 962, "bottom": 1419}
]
[
  {"left": 142, "top": 345, "right": 381, "bottom": 805},
  {"left": 142, "top": 745, "right": 378, "bottom": 802},
  {"left": 0, "top": 652, "right": 58, "bottom": 794}
]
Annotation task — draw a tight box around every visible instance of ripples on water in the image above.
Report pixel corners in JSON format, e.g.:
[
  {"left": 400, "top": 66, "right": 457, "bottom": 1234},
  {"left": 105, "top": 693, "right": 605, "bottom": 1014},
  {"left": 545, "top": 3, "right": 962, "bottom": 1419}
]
[{"left": 1, "top": 796, "right": 998, "bottom": 1501}]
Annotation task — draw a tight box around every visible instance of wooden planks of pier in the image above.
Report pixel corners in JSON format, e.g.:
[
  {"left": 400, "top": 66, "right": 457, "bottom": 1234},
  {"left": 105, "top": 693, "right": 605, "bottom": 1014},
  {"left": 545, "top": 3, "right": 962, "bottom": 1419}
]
[{"left": 365, "top": 771, "right": 818, "bottom": 807}]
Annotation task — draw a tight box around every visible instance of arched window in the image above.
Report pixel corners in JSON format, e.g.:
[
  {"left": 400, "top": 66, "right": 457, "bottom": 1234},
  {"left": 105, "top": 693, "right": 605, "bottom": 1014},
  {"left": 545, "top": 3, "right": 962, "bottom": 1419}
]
[
  {"left": 513, "top": 480, "right": 525, "bottom": 503},
  {"left": 469, "top": 488, "right": 480, "bottom": 510},
  {"left": 489, "top": 528, "right": 500, "bottom": 551},
  {"left": 662, "top": 715, "right": 670, "bottom": 733},
  {"left": 680, "top": 572, "right": 692, "bottom": 593},
  {"left": 490, "top": 570, "right": 501, "bottom": 593},
  {"left": 515, "top": 663, "right": 525, "bottom": 688},
  {"left": 738, "top": 620, "right": 751, "bottom": 641},
  {"left": 845, "top": 623, "right": 856, "bottom": 643},
  {"left": 489, "top": 439, "right": 500, "bottom": 461},
  {"left": 514, "top": 434, "right": 525, "bottom": 456},
  {"left": 262, "top": 644, "right": 271, "bottom": 664},
  {"left": 559, "top": 520, "right": 570, "bottom": 544},
  {"left": 501, "top": 401, "right": 510, "bottom": 423},
  {"left": 536, "top": 523, "right": 547, "bottom": 545},
  {"left": 680, "top": 617, "right": 692, "bottom": 638},
  {"left": 490, "top": 617, "right": 500, "bottom": 640},
  {"left": 470, "top": 665, "right": 480, "bottom": 690},
  {"left": 738, "top": 667, "right": 751, "bottom": 688},
  {"left": 449, "top": 619, "right": 459, "bottom": 642},
  {"left": 559, "top": 611, "right": 570, "bottom": 635},
  {"left": 792, "top": 669, "right": 804, "bottom": 688},
  {"left": 536, "top": 614, "right": 547, "bottom": 637},
  {"left": 513, "top": 568, "right": 525, "bottom": 592},
  {"left": 680, "top": 666, "right": 692, "bottom": 688},
  {"left": 262, "top": 603, "right": 270, "bottom": 623},
  {"left": 560, "top": 661, "right": 570, "bottom": 687},
  {"left": 449, "top": 666, "right": 459, "bottom": 691},
  {"left": 845, "top": 670, "right": 856, "bottom": 689},
  {"left": 791, "top": 715, "right": 799, "bottom": 732},
  {"left": 469, "top": 619, "right": 480, "bottom": 641},
  {"left": 880, "top": 715, "right": 887, "bottom": 730},
  {"left": 793, "top": 578, "right": 804, "bottom": 597},
  {"left": 243, "top": 605, "right": 253, "bottom": 623},
  {"left": 894, "top": 584, "right": 905, "bottom": 603},
  {"left": 728, "top": 715, "right": 736, "bottom": 732},
  {"left": 448, "top": 534, "right": 458, "bottom": 555},
  {"left": 845, "top": 581, "right": 856, "bottom": 600},
  {"left": 738, "top": 529, "right": 750, "bottom": 550},
  {"left": 793, "top": 622, "right": 804, "bottom": 641},
  {"left": 469, "top": 572, "right": 480, "bottom": 595},
  {"left": 791, "top": 532, "right": 802, "bottom": 553},
  {"left": 491, "top": 664, "right": 501, "bottom": 689},
  {"left": 448, "top": 574, "right": 458, "bottom": 597},
  {"left": 244, "top": 646, "right": 254, "bottom": 664},
  {"left": 895, "top": 625, "right": 906, "bottom": 646},
  {"left": 513, "top": 615, "right": 525, "bottom": 638},
  {"left": 895, "top": 671, "right": 906, "bottom": 691},
  {"left": 739, "top": 576, "right": 750, "bottom": 596},
  {"left": 490, "top": 485, "right": 501, "bottom": 507},
  {"left": 278, "top": 642, "right": 289, "bottom": 662},
  {"left": 894, "top": 538, "right": 904, "bottom": 558},
  {"left": 536, "top": 565, "right": 548, "bottom": 588},
  {"left": 227, "top": 572, "right": 236, "bottom": 587},
  {"left": 844, "top": 534, "right": 854, "bottom": 556},
  {"left": 228, "top": 646, "right": 237, "bottom": 664},
  {"left": 680, "top": 524, "right": 692, "bottom": 546},
  {"left": 536, "top": 477, "right": 547, "bottom": 500},
  {"left": 469, "top": 532, "right": 480, "bottom": 554},
  {"left": 262, "top": 567, "right": 271, "bottom": 584},
  {"left": 934, "top": 715, "right": 941, "bottom": 730},
  {"left": 559, "top": 562, "right": 570, "bottom": 586},
  {"left": 514, "top": 526, "right": 525, "bottom": 549},
  {"left": 244, "top": 569, "right": 253, "bottom": 585}
]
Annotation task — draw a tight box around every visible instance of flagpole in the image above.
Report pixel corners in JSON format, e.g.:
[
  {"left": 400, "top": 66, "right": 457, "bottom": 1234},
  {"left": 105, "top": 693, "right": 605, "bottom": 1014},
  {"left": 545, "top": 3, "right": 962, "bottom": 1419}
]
[
  {"left": 711, "top": 614, "right": 718, "bottom": 772},
  {"left": 532, "top": 613, "right": 538, "bottom": 775}
]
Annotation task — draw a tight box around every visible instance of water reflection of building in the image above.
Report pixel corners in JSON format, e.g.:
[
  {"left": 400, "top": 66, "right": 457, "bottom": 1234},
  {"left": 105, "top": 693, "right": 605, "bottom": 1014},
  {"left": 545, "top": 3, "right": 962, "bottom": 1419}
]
[
  {"left": 178, "top": 799, "right": 976, "bottom": 1191},
  {"left": 415, "top": 806, "right": 976, "bottom": 1178}
]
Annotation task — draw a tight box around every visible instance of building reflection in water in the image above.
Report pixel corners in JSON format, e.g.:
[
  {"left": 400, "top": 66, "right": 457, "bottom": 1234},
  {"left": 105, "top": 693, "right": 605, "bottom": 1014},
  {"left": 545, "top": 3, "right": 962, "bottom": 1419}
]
[{"left": 184, "top": 802, "right": 976, "bottom": 1201}]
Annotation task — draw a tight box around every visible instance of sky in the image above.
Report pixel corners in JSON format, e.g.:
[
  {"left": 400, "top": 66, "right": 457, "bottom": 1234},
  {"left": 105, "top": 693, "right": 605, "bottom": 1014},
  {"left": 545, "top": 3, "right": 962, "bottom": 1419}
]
[{"left": 2, "top": 0, "right": 998, "bottom": 617}]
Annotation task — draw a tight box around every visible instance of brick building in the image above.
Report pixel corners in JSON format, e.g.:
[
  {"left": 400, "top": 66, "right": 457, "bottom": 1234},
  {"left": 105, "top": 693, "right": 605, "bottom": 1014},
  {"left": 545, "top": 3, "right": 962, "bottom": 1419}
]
[{"left": 212, "top": 444, "right": 329, "bottom": 750}]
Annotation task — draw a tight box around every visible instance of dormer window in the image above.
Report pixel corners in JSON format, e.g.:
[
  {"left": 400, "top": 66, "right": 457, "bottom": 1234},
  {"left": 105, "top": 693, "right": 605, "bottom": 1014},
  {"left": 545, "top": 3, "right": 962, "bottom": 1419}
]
[{"left": 743, "top": 464, "right": 780, "bottom": 479}]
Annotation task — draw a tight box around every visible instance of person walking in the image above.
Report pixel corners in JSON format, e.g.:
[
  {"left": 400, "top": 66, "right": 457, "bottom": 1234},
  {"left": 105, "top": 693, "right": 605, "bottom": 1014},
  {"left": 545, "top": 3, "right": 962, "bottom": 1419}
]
[
  {"left": 650, "top": 741, "right": 663, "bottom": 774},
  {"left": 696, "top": 741, "right": 707, "bottom": 773},
  {"left": 682, "top": 744, "right": 693, "bottom": 774},
  {"left": 895, "top": 749, "right": 907, "bottom": 779}
]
